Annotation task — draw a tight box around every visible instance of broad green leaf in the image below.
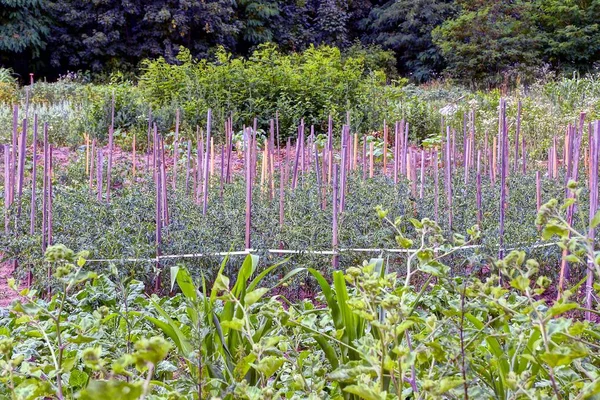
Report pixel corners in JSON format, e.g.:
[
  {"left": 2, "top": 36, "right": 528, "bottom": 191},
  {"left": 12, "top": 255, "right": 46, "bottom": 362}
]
[
  {"left": 542, "top": 223, "right": 568, "bottom": 240},
  {"left": 419, "top": 261, "right": 449, "bottom": 277},
  {"left": 67, "top": 334, "right": 96, "bottom": 344},
  {"left": 69, "top": 370, "right": 89, "bottom": 388},
  {"left": 540, "top": 346, "right": 588, "bottom": 367},
  {"left": 244, "top": 288, "right": 269, "bottom": 306},
  {"left": 252, "top": 356, "right": 284, "bottom": 378},
  {"left": 233, "top": 254, "right": 259, "bottom": 297},
  {"left": 344, "top": 384, "right": 386, "bottom": 400},
  {"left": 510, "top": 276, "right": 530, "bottom": 292},
  {"left": 78, "top": 380, "right": 143, "bottom": 400},
  {"left": 437, "top": 377, "right": 464, "bottom": 394},
  {"left": 546, "top": 302, "right": 578, "bottom": 318},
  {"left": 14, "top": 379, "right": 53, "bottom": 400},
  {"left": 175, "top": 267, "right": 198, "bottom": 302},
  {"left": 221, "top": 318, "right": 244, "bottom": 331},
  {"left": 234, "top": 353, "right": 257, "bottom": 380}
]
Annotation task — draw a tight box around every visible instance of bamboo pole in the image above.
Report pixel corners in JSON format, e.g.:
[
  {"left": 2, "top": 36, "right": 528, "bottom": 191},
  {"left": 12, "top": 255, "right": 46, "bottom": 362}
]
[
  {"left": 353, "top": 133, "right": 358, "bottom": 170},
  {"left": 154, "top": 129, "right": 162, "bottom": 292},
  {"left": 30, "top": 116, "right": 38, "bottom": 235},
  {"left": 498, "top": 99, "right": 508, "bottom": 260},
  {"left": 210, "top": 137, "right": 215, "bottom": 177},
  {"left": 220, "top": 145, "right": 225, "bottom": 200},
  {"left": 106, "top": 93, "right": 114, "bottom": 202},
  {"left": 279, "top": 147, "right": 285, "bottom": 228},
  {"left": 522, "top": 137, "right": 526, "bottom": 174},
  {"left": 492, "top": 136, "right": 497, "bottom": 183},
  {"left": 245, "top": 127, "right": 253, "bottom": 249},
  {"left": 535, "top": 171, "right": 541, "bottom": 212},
  {"left": 383, "top": 121, "right": 388, "bottom": 174},
  {"left": 47, "top": 146, "right": 53, "bottom": 248},
  {"left": 173, "top": 109, "right": 180, "bottom": 190},
  {"left": 362, "top": 136, "right": 367, "bottom": 181},
  {"left": 514, "top": 100, "right": 521, "bottom": 172},
  {"left": 85, "top": 133, "right": 89, "bottom": 175},
  {"left": 270, "top": 120, "right": 276, "bottom": 198},
  {"left": 314, "top": 142, "right": 322, "bottom": 211},
  {"left": 433, "top": 147, "right": 439, "bottom": 223},
  {"left": 552, "top": 136, "right": 558, "bottom": 179},
  {"left": 41, "top": 130, "right": 48, "bottom": 252},
  {"left": 558, "top": 120, "right": 584, "bottom": 296},
  {"left": 89, "top": 139, "right": 95, "bottom": 193},
  {"left": 132, "top": 133, "right": 136, "bottom": 177},
  {"left": 160, "top": 137, "right": 169, "bottom": 225},
  {"left": 476, "top": 150, "right": 482, "bottom": 226},
  {"left": 4, "top": 145, "right": 10, "bottom": 233},
  {"left": 332, "top": 165, "right": 339, "bottom": 269},
  {"left": 445, "top": 127, "right": 453, "bottom": 230},
  {"left": 202, "top": 110, "right": 212, "bottom": 215},
  {"left": 196, "top": 127, "right": 203, "bottom": 203},
  {"left": 369, "top": 142, "right": 374, "bottom": 179},
  {"left": 16, "top": 118, "right": 27, "bottom": 216},
  {"left": 402, "top": 122, "right": 409, "bottom": 176},
  {"left": 185, "top": 140, "right": 191, "bottom": 194},
  {"left": 340, "top": 125, "right": 348, "bottom": 211},
  {"left": 10, "top": 105, "right": 18, "bottom": 207},
  {"left": 97, "top": 149, "right": 103, "bottom": 202},
  {"left": 146, "top": 107, "right": 152, "bottom": 173},
  {"left": 462, "top": 112, "right": 468, "bottom": 169},
  {"left": 585, "top": 121, "right": 599, "bottom": 319},
  {"left": 419, "top": 149, "right": 425, "bottom": 199},
  {"left": 393, "top": 122, "right": 399, "bottom": 184}
]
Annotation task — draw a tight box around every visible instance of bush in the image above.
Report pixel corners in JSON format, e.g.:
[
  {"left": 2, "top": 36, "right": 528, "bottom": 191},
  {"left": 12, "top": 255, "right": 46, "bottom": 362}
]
[{"left": 139, "top": 44, "right": 408, "bottom": 140}]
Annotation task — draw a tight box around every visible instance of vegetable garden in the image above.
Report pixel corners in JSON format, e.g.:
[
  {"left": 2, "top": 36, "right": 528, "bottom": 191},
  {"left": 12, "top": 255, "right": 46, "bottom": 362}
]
[{"left": 1, "top": 70, "right": 600, "bottom": 399}]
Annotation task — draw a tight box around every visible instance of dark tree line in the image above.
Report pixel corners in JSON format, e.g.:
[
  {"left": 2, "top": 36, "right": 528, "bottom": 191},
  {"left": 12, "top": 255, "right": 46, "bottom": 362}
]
[{"left": 1, "top": 0, "right": 600, "bottom": 84}]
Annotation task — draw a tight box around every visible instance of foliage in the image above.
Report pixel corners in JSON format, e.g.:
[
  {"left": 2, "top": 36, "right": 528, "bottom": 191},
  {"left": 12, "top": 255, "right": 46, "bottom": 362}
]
[
  {"left": 536, "top": 0, "right": 600, "bottom": 71},
  {"left": 0, "top": 68, "right": 19, "bottom": 104},
  {"left": 2, "top": 189, "right": 600, "bottom": 398},
  {"left": 45, "top": 0, "right": 239, "bottom": 74},
  {"left": 362, "top": 0, "right": 455, "bottom": 81},
  {"left": 0, "top": 0, "right": 49, "bottom": 62},
  {"left": 139, "top": 44, "right": 401, "bottom": 138},
  {"left": 432, "top": 0, "right": 541, "bottom": 87}
]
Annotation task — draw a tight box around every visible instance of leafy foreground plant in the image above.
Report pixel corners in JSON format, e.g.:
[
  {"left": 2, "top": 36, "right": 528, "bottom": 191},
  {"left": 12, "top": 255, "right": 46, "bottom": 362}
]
[{"left": 2, "top": 189, "right": 600, "bottom": 399}]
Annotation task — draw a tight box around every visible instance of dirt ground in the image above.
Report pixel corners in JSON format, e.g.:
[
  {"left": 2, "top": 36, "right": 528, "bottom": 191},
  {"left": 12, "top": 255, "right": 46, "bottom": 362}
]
[{"left": 0, "top": 261, "right": 15, "bottom": 307}]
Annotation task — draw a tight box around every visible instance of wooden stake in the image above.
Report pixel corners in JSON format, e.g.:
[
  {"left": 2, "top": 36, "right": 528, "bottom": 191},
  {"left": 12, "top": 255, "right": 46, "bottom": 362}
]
[
  {"left": 332, "top": 165, "right": 339, "bottom": 269},
  {"left": 89, "top": 139, "right": 95, "bottom": 193},
  {"left": 535, "top": 171, "right": 541, "bottom": 212},
  {"left": 383, "top": 121, "right": 388, "bottom": 174},
  {"left": 106, "top": 93, "right": 114, "bottom": 202},
  {"left": 132, "top": 133, "right": 136, "bottom": 177},
  {"left": 369, "top": 142, "right": 374, "bottom": 178},
  {"left": 97, "top": 149, "right": 103, "bottom": 202},
  {"left": 433, "top": 147, "right": 439, "bottom": 223},
  {"left": 585, "top": 122, "right": 599, "bottom": 319},
  {"left": 173, "top": 109, "right": 180, "bottom": 190},
  {"left": 202, "top": 110, "right": 212, "bottom": 215},
  {"left": 476, "top": 150, "right": 482, "bottom": 225},
  {"left": 419, "top": 149, "right": 425, "bottom": 199},
  {"left": 30, "top": 115, "right": 38, "bottom": 236},
  {"left": 85, "top": 133, "right": 89, "bottom": 175}
]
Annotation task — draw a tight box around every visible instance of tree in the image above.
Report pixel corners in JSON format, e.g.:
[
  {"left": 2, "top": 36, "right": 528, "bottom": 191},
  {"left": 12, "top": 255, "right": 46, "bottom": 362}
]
[
  {"left": 432, "top": 0, "right": 541, "bottom": 86},
  {"left": 236, "top": 0, "right": 280, "bottom": 53},
  {"left": 0, "top": 0, "right": 49, "bottom": 75},
  {"left": 535, "top": 0, "right": 600, "bottom": 71},
  {"left": 363, "top": 0, "right": 455, "bottom": 81},
  {"left": 47, "top": 0, "right": 239, "bottom": 74},
  {"left": 315, "top": 0, "right": 351, "bottom": 47}
]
